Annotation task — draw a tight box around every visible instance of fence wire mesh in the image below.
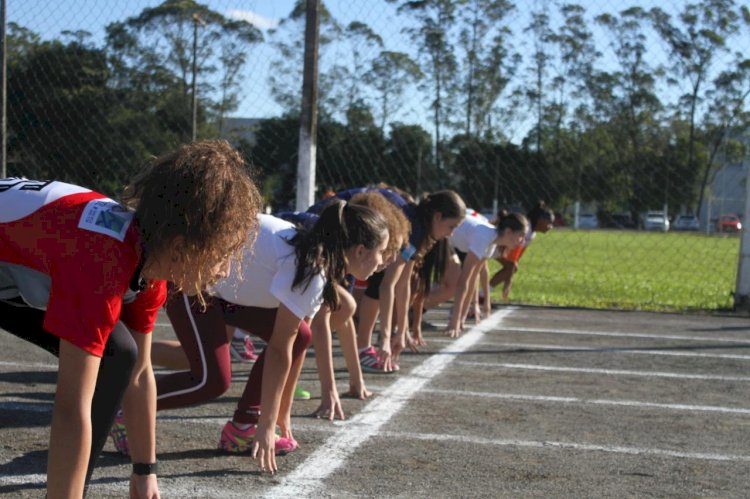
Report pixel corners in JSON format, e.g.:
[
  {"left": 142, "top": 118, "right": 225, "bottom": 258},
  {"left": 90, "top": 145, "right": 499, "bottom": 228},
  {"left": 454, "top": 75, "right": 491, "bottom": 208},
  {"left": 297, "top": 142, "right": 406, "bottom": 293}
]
[{"left": 7, "top": 0, "right": 750, "bottom": 310}]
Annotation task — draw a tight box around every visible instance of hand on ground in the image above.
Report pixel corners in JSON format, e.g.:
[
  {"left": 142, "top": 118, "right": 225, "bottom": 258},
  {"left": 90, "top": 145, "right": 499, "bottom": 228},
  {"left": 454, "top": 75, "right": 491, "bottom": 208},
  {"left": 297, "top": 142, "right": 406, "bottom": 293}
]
[
  {"left": 312, "top": 390, "right": 345, "bottom": 421},
  {"left": 251, "top": 423, "right": 278, "bottom": 474},
  {"left": 344, "top": 382, "right": 372, "bottom": 400}
]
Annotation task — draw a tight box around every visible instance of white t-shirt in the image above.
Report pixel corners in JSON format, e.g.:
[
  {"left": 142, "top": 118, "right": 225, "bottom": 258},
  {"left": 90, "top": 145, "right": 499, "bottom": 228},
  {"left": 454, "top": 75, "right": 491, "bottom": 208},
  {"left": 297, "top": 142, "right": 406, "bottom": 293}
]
[
  {"left": 450, "top": 211, "right": 497, "bottom": 259},
  {"left": 212, "top": 214, "right": 325, "bottom": 319}
]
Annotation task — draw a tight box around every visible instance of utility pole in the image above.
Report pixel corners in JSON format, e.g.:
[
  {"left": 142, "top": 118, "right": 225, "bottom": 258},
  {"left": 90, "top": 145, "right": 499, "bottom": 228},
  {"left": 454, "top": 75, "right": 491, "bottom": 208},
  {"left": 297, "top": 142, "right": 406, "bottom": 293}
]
[
  {"left": 1, "top": 0, "right": 6, "bottom": 177},
  {"left": 296, "top": 0, "right": 320, "bottom": 211},
  {"left": 191, "top": 13, "right": 206, "bottom": 142}
]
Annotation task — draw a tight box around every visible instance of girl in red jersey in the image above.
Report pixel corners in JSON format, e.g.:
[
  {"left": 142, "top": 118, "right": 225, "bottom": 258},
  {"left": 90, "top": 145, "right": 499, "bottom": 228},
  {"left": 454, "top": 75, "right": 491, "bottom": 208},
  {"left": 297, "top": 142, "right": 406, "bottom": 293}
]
[{"left": 0, "top": 140, "right": 261, "bottom": 498}]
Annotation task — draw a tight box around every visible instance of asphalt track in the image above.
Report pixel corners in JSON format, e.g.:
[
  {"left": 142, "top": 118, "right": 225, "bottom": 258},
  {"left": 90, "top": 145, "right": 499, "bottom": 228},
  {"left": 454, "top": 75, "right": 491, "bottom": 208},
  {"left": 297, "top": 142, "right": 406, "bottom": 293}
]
[{"left": 2, "top": 304, "right": 750, "bottom": 498}]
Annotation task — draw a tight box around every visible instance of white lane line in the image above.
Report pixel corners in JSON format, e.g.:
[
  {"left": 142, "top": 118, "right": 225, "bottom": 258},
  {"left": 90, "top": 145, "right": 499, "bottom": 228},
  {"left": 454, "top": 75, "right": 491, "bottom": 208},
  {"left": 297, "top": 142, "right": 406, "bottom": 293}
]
[
  {"left": 379, "top": 431, "right": 750, "bottom": 463},
  {"left": 9, "top": 373, "right": 750, "bottom": 425},
  {"left": 265, "top": 307, "right": 516, "bottom": 498},
  {"left": 0, "top": 360, "right": 57, "bottom": 370},
  {"left": 495, "top": 326, "right": 750, "bottom": 344},
  {"left": 5, "top": 417, "right": 750, "bottom": 495},
  {"left": 417, "top": 388, "right": 750, "bottom": 415},
  {"left": 429, "top": 338, "right": 750, "bottom": 361},
  {"left": 456, "top": 361, "right": 750, "bottom": 382}
]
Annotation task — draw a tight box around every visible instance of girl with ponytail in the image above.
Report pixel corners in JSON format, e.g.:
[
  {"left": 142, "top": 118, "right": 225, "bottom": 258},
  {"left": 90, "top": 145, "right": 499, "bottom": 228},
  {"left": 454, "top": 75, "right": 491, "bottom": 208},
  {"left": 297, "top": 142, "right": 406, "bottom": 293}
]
[
  {"left": 114, "top": 200, "right": 389, "bottom": 475},
  {"left": 444, "top": 209, "right": 529, "bottom": 337},
  {"left": 307, "top": 191, "right": 411, "bottom": 420},
  {"left": 357, "top": 190, "right": 467, "bottom": 371},
  {"left": 489, "top": 201, "right": 555, "bottom": 300},
  {"left": 214, "top": 200, "right": 388, "bottom": 474}
]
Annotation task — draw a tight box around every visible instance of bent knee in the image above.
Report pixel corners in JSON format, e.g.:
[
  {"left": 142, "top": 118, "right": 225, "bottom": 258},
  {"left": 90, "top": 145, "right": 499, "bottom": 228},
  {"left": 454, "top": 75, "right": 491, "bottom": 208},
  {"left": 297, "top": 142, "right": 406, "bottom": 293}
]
[{"left": 296, "top": 320, "right": 313, "bottom": 350}]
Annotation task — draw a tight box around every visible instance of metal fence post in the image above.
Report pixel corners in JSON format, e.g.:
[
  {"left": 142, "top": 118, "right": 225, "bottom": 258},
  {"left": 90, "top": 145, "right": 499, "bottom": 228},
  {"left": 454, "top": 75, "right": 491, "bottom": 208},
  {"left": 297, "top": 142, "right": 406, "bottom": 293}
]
[
  {"left": 733, "top": 154, "right": 750, "bottom": 312},
  {"left": 296, "top": 0, "right": 320, "bottom": 212},
  {"left": 1, "top": 0, "right": 6, "bottom": 178}
]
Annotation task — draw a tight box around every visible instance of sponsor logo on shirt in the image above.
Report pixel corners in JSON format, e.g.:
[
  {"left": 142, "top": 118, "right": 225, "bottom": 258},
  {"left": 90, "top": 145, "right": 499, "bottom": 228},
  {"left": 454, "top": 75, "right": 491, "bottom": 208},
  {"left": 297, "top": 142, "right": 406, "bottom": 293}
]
[{"left": 78, "top": 198, "right": 134, "bottom": 242}]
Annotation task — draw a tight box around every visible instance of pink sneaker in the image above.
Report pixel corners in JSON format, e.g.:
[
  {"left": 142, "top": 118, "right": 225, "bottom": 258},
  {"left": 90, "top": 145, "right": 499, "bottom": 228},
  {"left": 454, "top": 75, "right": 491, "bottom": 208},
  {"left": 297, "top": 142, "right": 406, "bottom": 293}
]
[
  {"left": 219, "top": 421, "right": 298, "bottom": 455},
  {"left": 109, "top": 411, "right": 129, "bottom": 456},
  {"left": 359, "top": 346, "right": 399, "bottom": 373},
  {"left": 230, "top": 335, "right": 258, "bottom": 363}
]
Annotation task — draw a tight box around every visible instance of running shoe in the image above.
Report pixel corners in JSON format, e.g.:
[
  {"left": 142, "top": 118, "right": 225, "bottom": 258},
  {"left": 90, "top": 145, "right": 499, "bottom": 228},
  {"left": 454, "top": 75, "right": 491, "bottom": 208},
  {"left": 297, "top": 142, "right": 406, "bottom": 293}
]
[
  {"left": 359, "top": 346, "right": 399, "bottom": 373},
  {"left": 109, "top": 411, "right": 130, "bottom": 456},
  {"left": 230, "top": 334, "right": 258, "bottom": 363},
  {"left": 218, "top": 421, "right": 298, "bottom": 455},
  {"left": 294, "top": 385, "right": 311, "bottom": 400}
]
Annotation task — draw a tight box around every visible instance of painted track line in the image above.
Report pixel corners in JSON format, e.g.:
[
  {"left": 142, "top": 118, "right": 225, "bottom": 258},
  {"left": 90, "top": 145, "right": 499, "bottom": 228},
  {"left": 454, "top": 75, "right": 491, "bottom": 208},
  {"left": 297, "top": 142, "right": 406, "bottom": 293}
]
[
  {"left": 495, "top": 326, "right": 750, "bottom": 344},
  {"left": 429, "top": 338, "right": 750, "bottom": 361},
  {"left": 417, "top": 388, "right": 750, "bottom": 415},
  {"left": 265, "top": 307, "right": 517, "bottom": 498},
  {"left": 0, "top": 360, "right": 57, "bottom": 370},
  {"left": 456, "top": 361, "right": 750, "bottom": 381},
  {"left": 380, "top": 431, "right": 750, "bottom": 462},
  {"left": 8, "top": 383, "right": 750, "bottom": 419}
]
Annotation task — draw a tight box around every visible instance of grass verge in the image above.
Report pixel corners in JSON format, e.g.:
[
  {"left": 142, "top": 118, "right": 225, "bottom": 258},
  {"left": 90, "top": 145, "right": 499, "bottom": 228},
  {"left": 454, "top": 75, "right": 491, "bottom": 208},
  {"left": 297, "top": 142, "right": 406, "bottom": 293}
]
[{"left": 489, "top": 229, "right": 740, "bottom": 312}]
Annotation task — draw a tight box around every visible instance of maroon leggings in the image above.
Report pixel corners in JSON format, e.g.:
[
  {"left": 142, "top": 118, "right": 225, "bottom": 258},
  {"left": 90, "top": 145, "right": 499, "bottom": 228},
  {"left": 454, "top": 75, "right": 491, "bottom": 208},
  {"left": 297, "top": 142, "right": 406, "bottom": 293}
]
[{"left": 157, "top": 293, "right": 312, "bottom": 424}]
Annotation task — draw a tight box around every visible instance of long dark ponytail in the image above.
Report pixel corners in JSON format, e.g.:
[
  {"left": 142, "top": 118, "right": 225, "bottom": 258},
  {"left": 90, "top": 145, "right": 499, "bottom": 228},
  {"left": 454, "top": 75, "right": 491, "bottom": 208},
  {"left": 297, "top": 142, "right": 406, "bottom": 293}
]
[
  {"left": 526, "top": 201, "right": 554, "bottom": 230},
  {"left": 495, "top": 209, "right": 529, "bottom": 235},
  {"left": 290, "top": 200, "right": 388, "bottom": 310},
  {"left": 411, "top": 190, "right": 465, "bottom": 296}
]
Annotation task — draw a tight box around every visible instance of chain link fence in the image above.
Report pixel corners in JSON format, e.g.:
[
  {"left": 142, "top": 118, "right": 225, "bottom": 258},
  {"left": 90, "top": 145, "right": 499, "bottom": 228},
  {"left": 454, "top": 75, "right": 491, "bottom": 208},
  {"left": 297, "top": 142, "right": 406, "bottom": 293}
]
[{"left": 6, "top": 0, "right": 750, "bottom": 310}]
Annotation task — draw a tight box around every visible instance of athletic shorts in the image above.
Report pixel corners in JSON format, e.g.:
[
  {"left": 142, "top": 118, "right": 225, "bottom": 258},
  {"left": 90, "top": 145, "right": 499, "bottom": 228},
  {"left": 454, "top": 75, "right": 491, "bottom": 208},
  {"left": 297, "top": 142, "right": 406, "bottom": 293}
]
[
  {"left": 454, "top": 248, "right": 467, "bottom": 264},
  {"left": 364, "top": 270, "right": 386, "bottom": 300}
]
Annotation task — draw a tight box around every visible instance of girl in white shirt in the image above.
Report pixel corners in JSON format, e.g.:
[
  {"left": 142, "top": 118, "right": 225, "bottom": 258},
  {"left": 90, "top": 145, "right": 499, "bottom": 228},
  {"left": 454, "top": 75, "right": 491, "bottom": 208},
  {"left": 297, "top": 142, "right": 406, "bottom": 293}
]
[
  {"left": 309, "top": 191, "right": 411, "bottom": 421},
  {"left": 135, "top": 201, "right": 388, "bottom": 475},
  {"left": 444, "top": 210, "right": 529, "bottom": 337}
]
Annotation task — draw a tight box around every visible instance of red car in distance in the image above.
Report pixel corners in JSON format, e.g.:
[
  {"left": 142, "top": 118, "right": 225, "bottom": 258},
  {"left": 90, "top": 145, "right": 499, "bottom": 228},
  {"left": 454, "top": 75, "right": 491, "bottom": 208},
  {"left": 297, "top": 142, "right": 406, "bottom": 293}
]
[{"left": 717, "top": 213, "right": 742, "bottom": 233}]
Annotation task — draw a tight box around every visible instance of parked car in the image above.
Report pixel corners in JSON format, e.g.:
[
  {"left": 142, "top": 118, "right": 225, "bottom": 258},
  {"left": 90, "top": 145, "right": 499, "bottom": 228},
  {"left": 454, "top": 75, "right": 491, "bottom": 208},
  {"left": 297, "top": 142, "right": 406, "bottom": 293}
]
[
  {"left": 673, "top": 214, "right": 700, "bottom": 231},
  {"left": 608, "top": 212, "right": 636, "bottom": 229},
  {"left": 577, "top": 213, "right": 599, "bottom": 229},
  {"left": 643, "top": 211, "right": 670, "bottom": 232},
  {"left": 717, "top": 213, "right": 742, "bottom": 233}
]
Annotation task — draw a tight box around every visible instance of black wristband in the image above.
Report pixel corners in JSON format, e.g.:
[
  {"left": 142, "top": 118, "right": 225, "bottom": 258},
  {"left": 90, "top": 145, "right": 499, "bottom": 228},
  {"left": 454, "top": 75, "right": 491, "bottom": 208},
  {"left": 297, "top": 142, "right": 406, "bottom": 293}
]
[{"left": 132, "top": 461, "right": 159, "bottom": 476}]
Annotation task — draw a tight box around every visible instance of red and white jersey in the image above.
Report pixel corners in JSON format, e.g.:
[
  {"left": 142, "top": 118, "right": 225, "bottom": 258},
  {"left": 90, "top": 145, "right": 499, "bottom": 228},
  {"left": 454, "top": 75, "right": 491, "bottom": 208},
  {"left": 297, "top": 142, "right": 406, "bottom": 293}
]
[{"left": 0, "top": 178, "right": 166, "bottom": 357}]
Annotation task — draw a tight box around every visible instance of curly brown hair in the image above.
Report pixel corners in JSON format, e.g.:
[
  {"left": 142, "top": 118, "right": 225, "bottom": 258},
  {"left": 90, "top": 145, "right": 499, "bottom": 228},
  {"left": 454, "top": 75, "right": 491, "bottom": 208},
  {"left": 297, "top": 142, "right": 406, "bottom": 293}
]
[
  {"left": 122, "top": 140, "right": 263, "bottom": 297},
  {"left": 350, "top": 191, "right": 411, "bottom": 262}
]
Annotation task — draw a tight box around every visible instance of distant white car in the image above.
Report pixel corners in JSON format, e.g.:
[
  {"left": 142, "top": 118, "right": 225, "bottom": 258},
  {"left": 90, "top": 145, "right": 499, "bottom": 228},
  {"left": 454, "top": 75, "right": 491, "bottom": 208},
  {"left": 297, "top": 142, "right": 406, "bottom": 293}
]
[
  {"left": 577, "top": 213, "right": 599, "bottom": 229},
  {"left": 643, "top": 211, "right": 670, "bottom": 232},
  {"left": 673, "top": 214, "right": 700, "bottom": 231}
]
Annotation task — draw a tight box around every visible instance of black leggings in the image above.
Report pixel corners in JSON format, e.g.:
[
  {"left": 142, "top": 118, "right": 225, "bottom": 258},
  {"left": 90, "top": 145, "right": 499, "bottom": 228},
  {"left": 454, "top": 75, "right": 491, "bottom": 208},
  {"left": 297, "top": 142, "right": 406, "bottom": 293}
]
[{"left": 0, "top": 300, "right": 137, "bottom": 492}]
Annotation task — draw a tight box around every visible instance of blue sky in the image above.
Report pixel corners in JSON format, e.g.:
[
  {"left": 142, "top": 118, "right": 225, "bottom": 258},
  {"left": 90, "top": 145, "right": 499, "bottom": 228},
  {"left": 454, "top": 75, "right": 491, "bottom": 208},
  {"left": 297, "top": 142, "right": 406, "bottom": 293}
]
[
  {"left": 11, "top": 1, "right": 712, "bottom": 143},
  {"left": 12, "top": 1, "right": 409, "bottom": 122}
]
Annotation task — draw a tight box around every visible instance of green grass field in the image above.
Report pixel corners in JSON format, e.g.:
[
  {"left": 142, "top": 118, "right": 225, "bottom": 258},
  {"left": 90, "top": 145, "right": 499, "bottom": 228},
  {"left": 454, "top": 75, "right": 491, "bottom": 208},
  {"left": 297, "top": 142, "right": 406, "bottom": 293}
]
[{"left": 489, "top": 229, "right": 741, "bottom": 312}]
